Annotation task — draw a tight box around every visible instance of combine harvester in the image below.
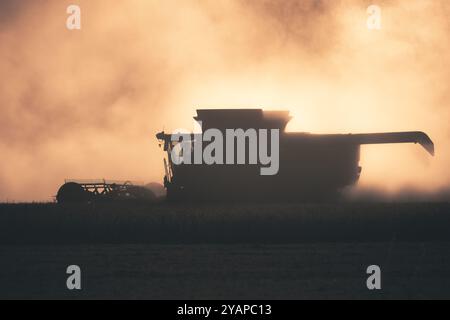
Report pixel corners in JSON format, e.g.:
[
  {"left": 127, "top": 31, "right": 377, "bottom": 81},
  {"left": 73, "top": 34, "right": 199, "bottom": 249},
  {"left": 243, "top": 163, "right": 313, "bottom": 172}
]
[{"left": 56, "top": 108, "right": 434, "bottom": 203}]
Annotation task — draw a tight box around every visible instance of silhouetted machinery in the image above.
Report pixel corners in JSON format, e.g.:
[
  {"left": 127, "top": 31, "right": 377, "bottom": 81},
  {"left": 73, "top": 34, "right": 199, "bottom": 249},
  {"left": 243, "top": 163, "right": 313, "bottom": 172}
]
[
  {"left": 56, "top": 180, "right": 156, "bottom": 204},
  {"left": 157, "top": 109, "right": 434, "bottom": 201}
]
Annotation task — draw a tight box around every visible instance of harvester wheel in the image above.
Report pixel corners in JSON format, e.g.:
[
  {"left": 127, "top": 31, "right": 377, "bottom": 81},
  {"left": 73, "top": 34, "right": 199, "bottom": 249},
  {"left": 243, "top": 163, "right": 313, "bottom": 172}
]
[{"left": 56, "top": 182, "right": 89, "bottom": 204}]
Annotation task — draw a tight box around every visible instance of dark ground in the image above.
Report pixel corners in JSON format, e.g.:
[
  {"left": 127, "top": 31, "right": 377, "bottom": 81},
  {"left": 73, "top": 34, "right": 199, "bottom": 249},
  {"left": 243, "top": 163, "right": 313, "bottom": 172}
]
[{"left": 0, "top": 202, "right": 449, "bottom": 299}]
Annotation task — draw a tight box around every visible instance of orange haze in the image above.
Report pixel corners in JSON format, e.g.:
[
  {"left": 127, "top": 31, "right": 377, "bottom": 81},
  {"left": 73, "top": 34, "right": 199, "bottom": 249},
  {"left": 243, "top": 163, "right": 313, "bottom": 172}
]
[{"left": 0, "top": 0, "right": 449, "bottom": 201}]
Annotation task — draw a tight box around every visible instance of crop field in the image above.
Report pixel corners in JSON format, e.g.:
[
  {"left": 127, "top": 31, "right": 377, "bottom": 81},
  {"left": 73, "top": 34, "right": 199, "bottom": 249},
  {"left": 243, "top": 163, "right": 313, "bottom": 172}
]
[{"left": 0, "top": 202, "right": 450, "bottom": 299}]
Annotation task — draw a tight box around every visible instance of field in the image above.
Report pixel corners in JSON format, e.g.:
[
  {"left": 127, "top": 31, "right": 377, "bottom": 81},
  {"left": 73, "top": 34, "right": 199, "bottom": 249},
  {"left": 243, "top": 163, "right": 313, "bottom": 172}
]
[{"left": 1, "top": 202, "right": 450, "bottom": 299}]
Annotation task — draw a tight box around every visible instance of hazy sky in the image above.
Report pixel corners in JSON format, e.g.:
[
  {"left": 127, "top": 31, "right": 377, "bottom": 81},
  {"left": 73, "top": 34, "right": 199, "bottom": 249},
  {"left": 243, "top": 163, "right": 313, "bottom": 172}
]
[{"left": 0, "top": 0, "right": 449, "bottom": 201}]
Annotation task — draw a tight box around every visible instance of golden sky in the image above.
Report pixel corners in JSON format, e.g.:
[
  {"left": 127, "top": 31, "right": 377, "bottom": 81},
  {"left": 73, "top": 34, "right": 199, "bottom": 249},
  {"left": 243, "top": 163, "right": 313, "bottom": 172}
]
[{"left": 0, "top": 0, "right": 449, "bottom": 201}]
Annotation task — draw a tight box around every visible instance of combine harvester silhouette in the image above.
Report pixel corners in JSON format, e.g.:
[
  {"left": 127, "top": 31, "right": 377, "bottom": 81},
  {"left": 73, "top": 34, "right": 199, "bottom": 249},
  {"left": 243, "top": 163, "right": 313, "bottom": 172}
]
[{"left": 56, "top": 108, "right": 434, "bottom": 203}]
